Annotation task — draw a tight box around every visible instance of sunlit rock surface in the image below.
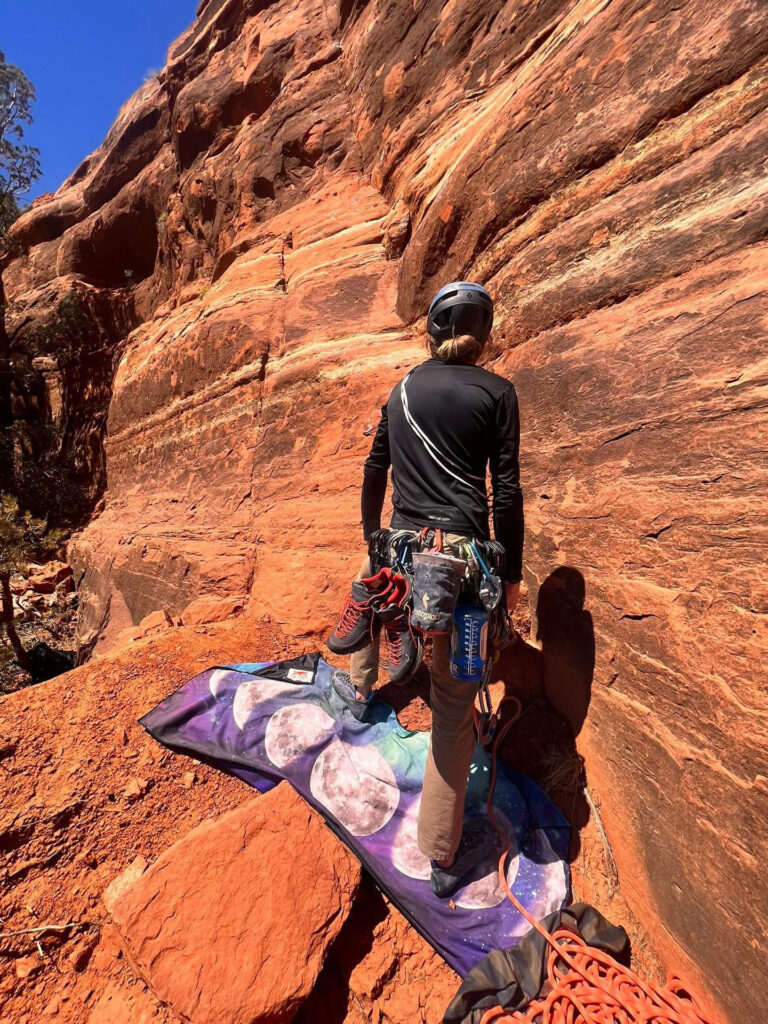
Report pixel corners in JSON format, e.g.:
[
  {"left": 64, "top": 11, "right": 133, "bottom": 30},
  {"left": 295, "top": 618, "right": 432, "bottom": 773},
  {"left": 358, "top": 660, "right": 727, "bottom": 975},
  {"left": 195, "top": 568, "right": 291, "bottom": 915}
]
[{"left": 5, "top": 2, "right": 767, "bottom": 1020}]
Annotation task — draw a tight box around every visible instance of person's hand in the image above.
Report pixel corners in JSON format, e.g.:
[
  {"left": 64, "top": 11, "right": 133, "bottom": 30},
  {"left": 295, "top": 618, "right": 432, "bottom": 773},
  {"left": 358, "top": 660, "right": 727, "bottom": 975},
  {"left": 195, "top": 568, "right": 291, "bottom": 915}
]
[{"left": 505, "top": 581, "right": 520, "bottom": 613}]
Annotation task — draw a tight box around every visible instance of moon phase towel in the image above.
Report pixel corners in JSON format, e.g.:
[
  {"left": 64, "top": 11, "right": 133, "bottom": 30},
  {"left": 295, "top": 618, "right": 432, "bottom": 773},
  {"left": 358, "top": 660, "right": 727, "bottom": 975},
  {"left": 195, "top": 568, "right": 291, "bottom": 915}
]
[{"left": 140, "top": 653, "right": 570, "bottom": 977}]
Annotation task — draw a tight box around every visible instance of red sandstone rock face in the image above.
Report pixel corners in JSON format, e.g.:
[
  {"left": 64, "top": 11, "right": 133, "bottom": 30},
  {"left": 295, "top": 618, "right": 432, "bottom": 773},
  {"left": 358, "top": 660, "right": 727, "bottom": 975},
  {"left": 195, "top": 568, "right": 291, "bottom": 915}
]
[
  {"left": 107, "top": 784, "right": 361, "bottom": 1023},
  {"left": 4, "top": 2, "right": 767, "bottom": 1021}
]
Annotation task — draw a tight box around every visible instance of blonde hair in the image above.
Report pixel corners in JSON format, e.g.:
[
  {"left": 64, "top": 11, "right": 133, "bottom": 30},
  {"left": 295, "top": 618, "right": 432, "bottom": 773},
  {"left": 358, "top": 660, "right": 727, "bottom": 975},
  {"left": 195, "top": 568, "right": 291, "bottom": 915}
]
[{"left": 427, "top": 333, "right": 486, "bottom": 365}]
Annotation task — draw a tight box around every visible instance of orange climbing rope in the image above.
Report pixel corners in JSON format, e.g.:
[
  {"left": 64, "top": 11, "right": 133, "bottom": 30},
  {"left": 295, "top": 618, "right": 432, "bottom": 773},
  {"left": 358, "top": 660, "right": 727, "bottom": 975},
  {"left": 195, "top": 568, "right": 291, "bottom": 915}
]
[{"left": 476, "top": 694, "right": 714, "bottom": 1024}]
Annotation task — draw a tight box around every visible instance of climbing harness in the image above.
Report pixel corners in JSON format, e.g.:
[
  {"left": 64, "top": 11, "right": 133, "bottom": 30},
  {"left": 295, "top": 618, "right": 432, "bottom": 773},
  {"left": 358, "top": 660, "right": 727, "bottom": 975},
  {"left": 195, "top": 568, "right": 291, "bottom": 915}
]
[{"left": 367, "top": 526, "right": 517, "bottom": 729}]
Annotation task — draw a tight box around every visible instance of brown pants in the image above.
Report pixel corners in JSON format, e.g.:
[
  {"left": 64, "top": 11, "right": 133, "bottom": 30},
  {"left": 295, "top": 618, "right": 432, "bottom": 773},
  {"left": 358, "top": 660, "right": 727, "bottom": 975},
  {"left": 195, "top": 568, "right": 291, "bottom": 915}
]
[{"left": 349, "top": 547, "right": 478, "bottom": 862}]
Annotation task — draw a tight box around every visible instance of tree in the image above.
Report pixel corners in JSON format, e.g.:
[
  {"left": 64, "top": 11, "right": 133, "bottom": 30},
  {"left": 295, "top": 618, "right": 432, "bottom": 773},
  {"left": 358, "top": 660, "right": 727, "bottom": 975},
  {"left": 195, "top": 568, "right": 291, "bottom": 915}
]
[
  {"left": 0, "top": 50, "right": 40, "bottom": 234},
  {"left": 0, "top": 494, "right": 61, "bottom": 673},
  {"left": 0, "top": 55, "right": 49, "bottom": 676},
  {"left": 0, "top": 52, "right": 41, "bottom": 486}
]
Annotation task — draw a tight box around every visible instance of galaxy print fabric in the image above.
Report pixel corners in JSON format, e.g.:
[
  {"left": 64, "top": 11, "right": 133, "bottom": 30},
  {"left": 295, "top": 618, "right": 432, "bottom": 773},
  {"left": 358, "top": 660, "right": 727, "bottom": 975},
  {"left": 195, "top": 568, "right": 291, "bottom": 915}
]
[{"left": 140, "top": 654, "right": 570, "bottom": 976}]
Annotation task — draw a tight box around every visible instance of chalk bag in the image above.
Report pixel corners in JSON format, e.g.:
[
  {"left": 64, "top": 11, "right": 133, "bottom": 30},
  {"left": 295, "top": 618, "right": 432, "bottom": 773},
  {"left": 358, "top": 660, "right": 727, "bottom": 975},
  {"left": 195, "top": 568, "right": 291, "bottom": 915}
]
[{"left": 410, "top": 552, "right": 466, "bottom": 634}]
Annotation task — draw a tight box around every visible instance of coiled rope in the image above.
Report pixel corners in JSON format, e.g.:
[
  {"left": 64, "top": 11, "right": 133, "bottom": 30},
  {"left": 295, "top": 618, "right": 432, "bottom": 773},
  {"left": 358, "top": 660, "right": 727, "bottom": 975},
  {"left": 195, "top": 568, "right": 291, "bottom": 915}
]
[{"left": 476, "top": 695, "right": 714, "bottom": 1024}]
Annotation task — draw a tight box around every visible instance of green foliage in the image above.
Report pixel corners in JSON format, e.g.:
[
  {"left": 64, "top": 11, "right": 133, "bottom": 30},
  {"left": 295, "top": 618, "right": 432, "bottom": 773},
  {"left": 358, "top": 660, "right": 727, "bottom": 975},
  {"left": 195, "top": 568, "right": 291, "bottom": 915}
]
[
  {"left": 2, "top": 291, "right": 96, "bottom": 525},
  {"left": 8, "top": 290, "right": 92, "bottom": 383},
  {"left": 31, "top": 290, "right": 92, "bottom": 353},
  {"left": 8, "top": 429, "right": 89, "bottom": 527},
  {"left": 0, "top": 191, "right": 20, "bottom": 237},
  {"left": 0, "top": 638, "right": 15, "bottom": 680},
  {"left": 0, "top": 492, "right": 64, "bottom": 678},
  {"left": 0, "top": 51, "right": 40, "bottom": 252},
  {"left": 0, "top": 52, "right": 41, "bottom": 201},
  {"left": 0, "top": 492, "right": 61, "bottom": 574}
]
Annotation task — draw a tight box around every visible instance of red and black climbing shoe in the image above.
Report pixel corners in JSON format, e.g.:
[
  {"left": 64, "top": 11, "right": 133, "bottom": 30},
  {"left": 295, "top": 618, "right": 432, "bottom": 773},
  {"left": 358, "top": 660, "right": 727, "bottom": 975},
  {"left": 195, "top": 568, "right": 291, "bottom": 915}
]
[
  {"left": 327, "top": 570, "right": 394, "bottom": 655},
  {"left": 378, "top": 575, "right": 423, "bottom": 685}
]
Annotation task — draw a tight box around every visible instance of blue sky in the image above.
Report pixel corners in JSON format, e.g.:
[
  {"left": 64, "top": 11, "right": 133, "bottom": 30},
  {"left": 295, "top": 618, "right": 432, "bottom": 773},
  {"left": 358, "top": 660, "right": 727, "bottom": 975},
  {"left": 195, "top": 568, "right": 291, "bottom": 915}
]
[{"left": 3, "top": 1, "right": 195, "bottom": 201}]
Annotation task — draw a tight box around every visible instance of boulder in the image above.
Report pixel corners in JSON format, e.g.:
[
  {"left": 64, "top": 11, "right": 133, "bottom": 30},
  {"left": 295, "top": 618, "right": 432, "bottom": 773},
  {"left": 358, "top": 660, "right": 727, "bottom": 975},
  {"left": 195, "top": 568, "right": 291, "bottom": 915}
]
[
  {"left": 26, "top": 561, "right": 73, "bottom": 594},
  {"left": 106, "top": 783, "right": 361, "bottom": 1023},
  {"left": 87, "top": 981, "right": 158, "bottom": 1024},
  {"left": 122, "top": 777, "right": 150, "bottom": 802},
  {"left": 128, "top": 608, "right": 179, "bottom": 641},
  {"left": 103, "top": 857, "right": 148, "bottom": 915},
  {"left": 296, "top": 880, "right": 459, "bottom": 1024}
]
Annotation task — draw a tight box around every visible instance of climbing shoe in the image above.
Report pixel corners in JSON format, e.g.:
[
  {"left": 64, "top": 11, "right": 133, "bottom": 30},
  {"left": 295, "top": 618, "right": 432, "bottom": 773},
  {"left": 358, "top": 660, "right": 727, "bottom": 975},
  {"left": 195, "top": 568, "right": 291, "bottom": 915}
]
[
  {"left": 430, "top": 817, "right": 498, "bottom": 898},
  {"left": 331, "top": 669, "right": 373, "bottom": 722},
  {"left": 378, "top": 575, "right": 422, "bottom": 685},
  {"left": 327, "top": 570, "right": 393, "bottom": 655}
]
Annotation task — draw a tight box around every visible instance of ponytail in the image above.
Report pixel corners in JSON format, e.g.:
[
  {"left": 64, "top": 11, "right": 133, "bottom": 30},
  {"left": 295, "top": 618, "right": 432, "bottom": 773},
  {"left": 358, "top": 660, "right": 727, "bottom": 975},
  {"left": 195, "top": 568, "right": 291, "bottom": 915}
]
[{"left": 427, "top": 333, "right": 485, "bottom": 365}]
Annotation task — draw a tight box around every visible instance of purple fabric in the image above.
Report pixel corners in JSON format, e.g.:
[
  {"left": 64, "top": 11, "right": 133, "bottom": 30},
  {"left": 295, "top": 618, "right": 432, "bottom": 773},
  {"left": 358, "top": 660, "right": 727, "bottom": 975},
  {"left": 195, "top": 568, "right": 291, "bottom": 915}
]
[{"left": 140, "top": 654, "right": 570, "bottom": 977}]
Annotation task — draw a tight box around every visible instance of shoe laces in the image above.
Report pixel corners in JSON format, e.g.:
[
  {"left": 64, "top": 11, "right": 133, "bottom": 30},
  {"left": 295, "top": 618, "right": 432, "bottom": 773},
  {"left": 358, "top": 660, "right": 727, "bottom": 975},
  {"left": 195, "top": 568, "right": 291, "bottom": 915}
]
[
  {"left": 337, "top": 594, "right": 369, "bottom": 637},
  {"left": 385, "top": 621, "right": 404, "bottom": 662},
  {"left": 385, "top": 605, "right": 414, "bottom": 665}
]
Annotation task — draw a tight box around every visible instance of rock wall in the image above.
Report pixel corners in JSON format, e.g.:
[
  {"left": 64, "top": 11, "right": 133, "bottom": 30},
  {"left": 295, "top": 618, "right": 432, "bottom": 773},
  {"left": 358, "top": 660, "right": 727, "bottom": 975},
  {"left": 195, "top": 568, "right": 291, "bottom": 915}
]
[{"left": 4, "top": 1, "right": 767, "bottom": 1020}]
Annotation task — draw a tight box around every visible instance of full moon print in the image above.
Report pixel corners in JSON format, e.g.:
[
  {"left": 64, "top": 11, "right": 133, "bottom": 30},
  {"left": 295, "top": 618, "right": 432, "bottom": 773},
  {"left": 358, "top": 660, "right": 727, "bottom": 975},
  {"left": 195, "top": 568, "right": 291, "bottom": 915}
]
[
  {"left": 451, "top": 809, "right": 519, "bottom": 910},
  {"left": 142, "top": 655, "right": 571, "bottom": 978},
  {"left": 265, "top": 703, "right": 335, "bottom": 768},
  {"left": 527, "top": 830, "right": 568, "bottom": 919},
  {"left": 391, "top": 802, "right": 521, "bottom": 910},
  {"left": 232, "top": 678, "right": 300, "bottom": 729},
  {"left": 209, "top": 668, "right": 239, "bottom": 697},
  {"left": 392, "top": 799, "right": 432, "bottom": 881},
  {"left": 310, "top": 739, "right": 399, "bottom": 836}
]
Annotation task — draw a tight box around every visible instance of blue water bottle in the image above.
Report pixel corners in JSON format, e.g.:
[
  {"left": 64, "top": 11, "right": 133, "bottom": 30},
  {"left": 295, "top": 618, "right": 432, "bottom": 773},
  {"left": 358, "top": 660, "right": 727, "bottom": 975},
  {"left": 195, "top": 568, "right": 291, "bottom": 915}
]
[{"left": 450, "top": 605, "right": 488, "bottom": 683}]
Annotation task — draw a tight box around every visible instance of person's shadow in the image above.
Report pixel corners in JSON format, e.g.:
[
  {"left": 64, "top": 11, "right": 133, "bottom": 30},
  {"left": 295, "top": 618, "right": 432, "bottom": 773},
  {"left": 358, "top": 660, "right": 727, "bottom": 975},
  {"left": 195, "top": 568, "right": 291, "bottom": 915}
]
[
  {"left": 494, "top": 565, "right": 595, "bottom": 861},
  {"left": 537, "top": 566, "right": 594, "bottom": 738},
  {"left": 386, "top": 564, "right": 596, "bottom": 860}
]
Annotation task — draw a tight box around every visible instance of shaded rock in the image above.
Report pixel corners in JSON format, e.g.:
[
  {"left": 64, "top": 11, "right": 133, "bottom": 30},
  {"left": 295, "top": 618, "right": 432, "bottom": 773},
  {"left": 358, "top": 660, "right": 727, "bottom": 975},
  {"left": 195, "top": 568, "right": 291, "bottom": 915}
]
[
  {"left": 9, "top": 574, "right": 27, "bottom": 595},
  {"left": 26, "top": 642, "right": 75, "bottom": 681},
  {"left": 106, "top": 784, "right": 361, "bottom": 1023},
  {"left": 67, "top": 935, "right": 99, "bottom": 973},
  {"left": 296, "top": 878, "right": 458, "bottom": 1024}
]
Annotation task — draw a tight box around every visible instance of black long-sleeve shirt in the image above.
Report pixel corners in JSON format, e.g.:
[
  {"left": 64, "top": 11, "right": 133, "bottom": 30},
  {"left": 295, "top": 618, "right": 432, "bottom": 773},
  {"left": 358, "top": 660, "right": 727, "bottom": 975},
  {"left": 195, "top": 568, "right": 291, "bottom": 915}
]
[{"left": 361, "top": 358, "right": 524, "bottom": 583}]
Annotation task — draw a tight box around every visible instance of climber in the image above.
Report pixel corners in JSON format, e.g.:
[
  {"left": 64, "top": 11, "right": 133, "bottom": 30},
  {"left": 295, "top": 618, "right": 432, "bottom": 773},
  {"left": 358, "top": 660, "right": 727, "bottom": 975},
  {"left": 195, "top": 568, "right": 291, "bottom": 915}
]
[{"left": 329, "top": 281, "right": 524, "bottom": 898}]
